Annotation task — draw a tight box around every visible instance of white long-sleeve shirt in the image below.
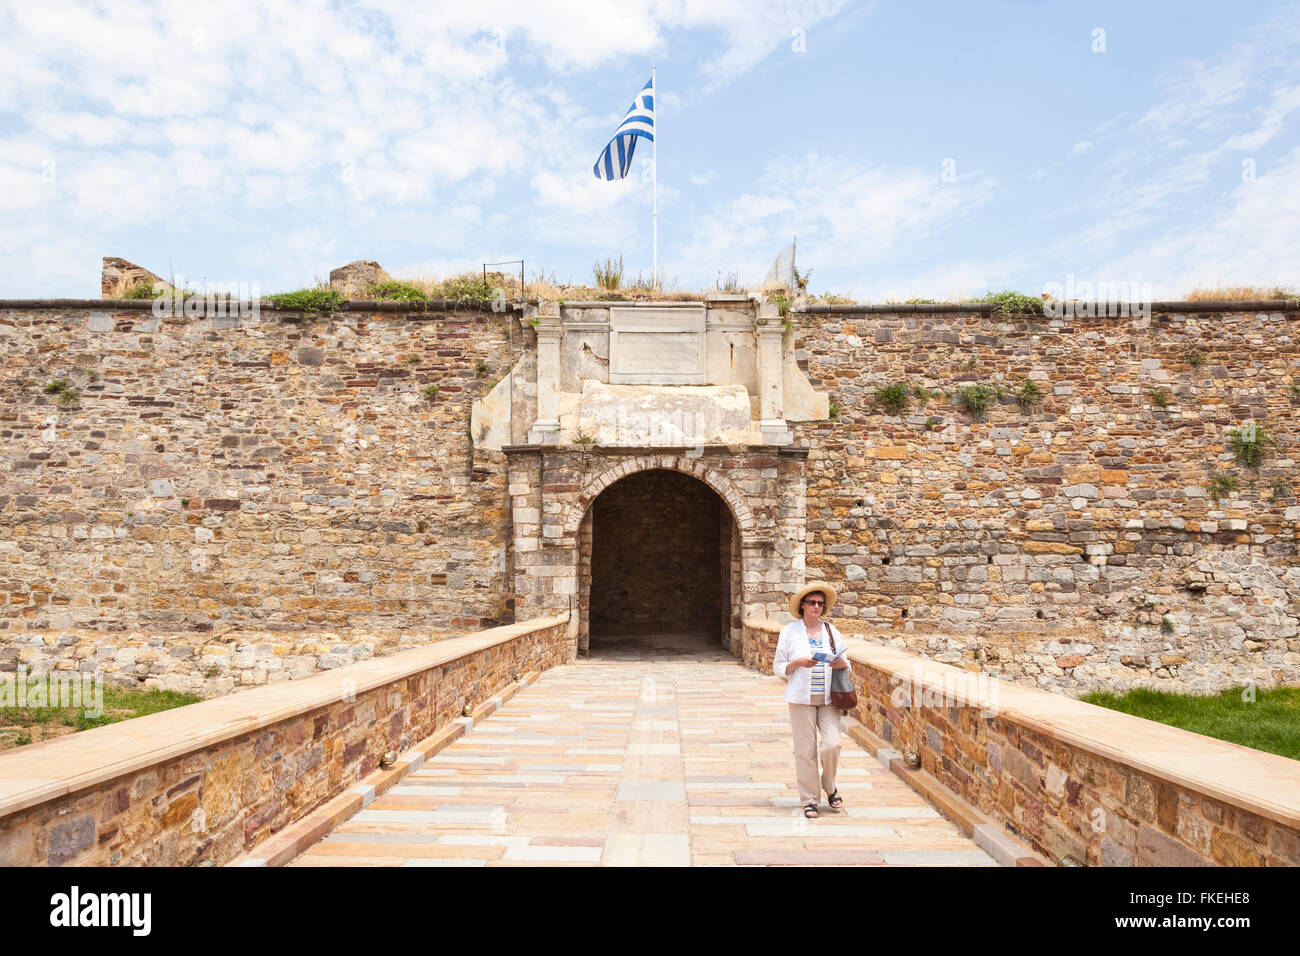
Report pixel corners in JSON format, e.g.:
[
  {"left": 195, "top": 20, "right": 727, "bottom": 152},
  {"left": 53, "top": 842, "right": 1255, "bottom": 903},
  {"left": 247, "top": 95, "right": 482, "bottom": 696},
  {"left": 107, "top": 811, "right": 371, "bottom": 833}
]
[{"left": 773, "top": 619, "right": 844, "bottom": 705}]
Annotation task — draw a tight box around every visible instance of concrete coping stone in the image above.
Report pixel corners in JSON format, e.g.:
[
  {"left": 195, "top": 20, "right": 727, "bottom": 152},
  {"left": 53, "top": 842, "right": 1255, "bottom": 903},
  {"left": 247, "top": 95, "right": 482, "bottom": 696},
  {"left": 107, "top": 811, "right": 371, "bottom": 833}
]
[
  {"left": 800, "top": 300, "right": 1300, "bottom": 315},
  {"left": 743, "top": 617, "right": 1300, "bottom": 830},
  {"left": 0, "top": 299, "right": 522, "bottom": 313},
  {"left": 4, "top": 298, "right": 1295, "bottom": 314},
  {"left": 0, "top": 614, "right": 568, "bottom": 819}
]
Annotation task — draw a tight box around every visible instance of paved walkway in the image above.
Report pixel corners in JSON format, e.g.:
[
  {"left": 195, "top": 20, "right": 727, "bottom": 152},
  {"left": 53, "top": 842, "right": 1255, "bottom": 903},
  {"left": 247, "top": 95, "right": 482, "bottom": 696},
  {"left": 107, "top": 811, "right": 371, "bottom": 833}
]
[{"left": 291, "top": 639, "right": 997, "bottom": 867}]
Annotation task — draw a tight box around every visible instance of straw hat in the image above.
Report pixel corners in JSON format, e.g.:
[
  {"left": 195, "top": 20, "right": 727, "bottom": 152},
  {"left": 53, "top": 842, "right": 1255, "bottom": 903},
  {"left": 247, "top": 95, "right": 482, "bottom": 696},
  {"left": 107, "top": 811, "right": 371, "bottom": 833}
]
[{"left": 787, "top": 580, "right": 838, "bottom": 619}]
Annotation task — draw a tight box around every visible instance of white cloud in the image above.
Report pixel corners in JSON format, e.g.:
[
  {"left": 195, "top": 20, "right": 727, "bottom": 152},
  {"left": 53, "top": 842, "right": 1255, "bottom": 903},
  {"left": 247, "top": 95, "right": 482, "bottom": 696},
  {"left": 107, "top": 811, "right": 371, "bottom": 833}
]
[
  {"left": 670, "top": 151, "right": 997, "bottom": 289},
  {"left": 2, "top": 0, "right": 836, "bottom": 295},
  {"left": 1093, "top": 145, "right": 1300, "bottom": 296}
]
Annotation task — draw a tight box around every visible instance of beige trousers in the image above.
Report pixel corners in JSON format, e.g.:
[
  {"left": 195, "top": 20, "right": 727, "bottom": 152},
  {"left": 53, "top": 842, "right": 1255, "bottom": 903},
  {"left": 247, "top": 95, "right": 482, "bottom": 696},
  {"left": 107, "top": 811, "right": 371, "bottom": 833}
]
[{"left": 788, "top": 702, "right": 842, "bottom": 804}]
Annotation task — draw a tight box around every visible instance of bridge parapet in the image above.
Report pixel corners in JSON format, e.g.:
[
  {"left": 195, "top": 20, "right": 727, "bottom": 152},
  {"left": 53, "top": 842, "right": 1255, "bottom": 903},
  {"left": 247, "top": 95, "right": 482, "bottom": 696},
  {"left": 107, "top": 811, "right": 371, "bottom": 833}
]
[
  {"left": 0, "top": 614, "right": 571, "bottom": 867},
  {"left": 742, "top": 618, "right": 1300, "bottom": 867}
]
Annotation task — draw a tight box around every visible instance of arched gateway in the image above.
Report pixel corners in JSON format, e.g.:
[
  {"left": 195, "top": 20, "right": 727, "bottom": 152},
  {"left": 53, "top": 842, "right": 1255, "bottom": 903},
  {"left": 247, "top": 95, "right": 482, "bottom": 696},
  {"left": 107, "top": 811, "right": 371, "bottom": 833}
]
[
  {"left": 504, "top": 449, "right": 809, "bottom": 656},
  {"left": 576, "top": 463, "right": 746, "bottom": 655},
  {"left": 480, "top": 297, "right": 829, "bottom": 658}
]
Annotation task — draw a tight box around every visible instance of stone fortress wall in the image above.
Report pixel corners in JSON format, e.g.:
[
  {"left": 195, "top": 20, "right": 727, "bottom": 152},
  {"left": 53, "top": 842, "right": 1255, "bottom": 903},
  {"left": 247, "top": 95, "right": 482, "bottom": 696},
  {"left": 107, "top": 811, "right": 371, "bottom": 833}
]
[
  {"left": 1, "top": 296, "right": 1297, "bottom": 695},
  {"left": 796, "top": 305, "right": 1300, "bottom": 692}
]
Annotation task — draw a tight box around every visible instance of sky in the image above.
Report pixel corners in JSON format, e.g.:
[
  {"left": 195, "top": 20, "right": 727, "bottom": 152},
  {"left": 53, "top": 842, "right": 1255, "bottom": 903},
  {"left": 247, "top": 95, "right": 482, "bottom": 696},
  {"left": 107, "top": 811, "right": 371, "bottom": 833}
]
[{"left": 1, "top": 0, "right": 1299, "bottom": 301}]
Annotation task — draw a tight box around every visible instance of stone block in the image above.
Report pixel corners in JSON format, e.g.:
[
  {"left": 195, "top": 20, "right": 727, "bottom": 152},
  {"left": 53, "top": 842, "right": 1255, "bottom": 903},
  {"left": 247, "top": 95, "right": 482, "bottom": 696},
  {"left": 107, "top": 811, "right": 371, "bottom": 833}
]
[
  {"left": 49, "top": 815, "right": 96, "bottom": 866},
  {"left": 1135, "top": 825, "right": 1207, "bottom": 866}
]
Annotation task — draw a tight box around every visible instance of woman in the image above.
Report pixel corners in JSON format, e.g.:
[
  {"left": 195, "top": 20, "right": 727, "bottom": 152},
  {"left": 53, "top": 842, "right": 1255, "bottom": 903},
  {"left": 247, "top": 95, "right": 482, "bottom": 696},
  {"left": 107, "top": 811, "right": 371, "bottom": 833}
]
[{"left": 773, "top": 581, "right": 848, "bottom": 819}]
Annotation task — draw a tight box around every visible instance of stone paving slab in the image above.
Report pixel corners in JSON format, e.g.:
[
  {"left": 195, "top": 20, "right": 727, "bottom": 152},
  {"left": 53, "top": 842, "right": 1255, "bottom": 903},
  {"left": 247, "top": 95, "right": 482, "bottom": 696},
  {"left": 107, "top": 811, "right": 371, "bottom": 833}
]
[{"left": 290, "top": 655, "right": 998, "bottom": 867}]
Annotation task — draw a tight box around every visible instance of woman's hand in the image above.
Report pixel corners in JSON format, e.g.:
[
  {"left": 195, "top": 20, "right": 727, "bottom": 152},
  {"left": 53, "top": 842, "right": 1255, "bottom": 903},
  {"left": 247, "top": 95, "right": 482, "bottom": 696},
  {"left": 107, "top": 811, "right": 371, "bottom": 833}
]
[
  {"left": 790, "top": 657, "right": 816, "bottom": 669},
  {"left": 830, "top": 659, "right": 849, "bottom": 670}
]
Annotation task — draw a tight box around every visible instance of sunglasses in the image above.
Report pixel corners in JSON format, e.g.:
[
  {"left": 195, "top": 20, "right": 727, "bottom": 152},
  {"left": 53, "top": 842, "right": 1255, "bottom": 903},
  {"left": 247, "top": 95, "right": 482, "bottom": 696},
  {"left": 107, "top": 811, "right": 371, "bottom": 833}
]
[{"left": 804, "top": 599, "right": 825, "bottom": 607}]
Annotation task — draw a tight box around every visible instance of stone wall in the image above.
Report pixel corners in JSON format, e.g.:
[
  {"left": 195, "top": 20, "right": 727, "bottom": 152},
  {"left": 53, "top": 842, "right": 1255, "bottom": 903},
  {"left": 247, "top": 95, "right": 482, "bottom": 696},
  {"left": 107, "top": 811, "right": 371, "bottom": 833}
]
[
  {"left": 0, "top": 614, "right": 571, "bottom": 867},
  {"left": 590, "top": 468, "right": 722, "bottom": 634},
  {"left": 795, "top": 306, "right": 1300, "bottom": 691},
  {"left": 2, "top": 625, "right": 456, "bottom": 697},
  {"left": 5, "top": 299, "right": 1300, "bottom": 693},
  {"left": 0, "top": 303, "right": 526, "bottom": 636}
]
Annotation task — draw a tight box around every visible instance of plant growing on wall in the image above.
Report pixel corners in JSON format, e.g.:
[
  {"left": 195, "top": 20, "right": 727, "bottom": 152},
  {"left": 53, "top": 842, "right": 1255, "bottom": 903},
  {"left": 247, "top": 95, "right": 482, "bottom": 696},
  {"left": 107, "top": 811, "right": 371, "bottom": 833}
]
[
  {"left": 440, "top": 274, "right": 494, "bottom": 302},
  {"left": 423, "top": 384, "right": 439, "bottom": 401},
  {"left": 593, "top": 256, "right": 624, "bottom": 291},
  {"left": 979, "top": 290, "right": 1044, "bottom": 320},
  {"left": 1206, "top": 472, "right": 1239, "bottom": 498},
  {"left": 1227, "top": 423, "right": 1273, "bottom": 468},
  {"left": 369, "top": 281, "right": 428, "bottom": 302},
  {"left": 828, "top": 398, "right": 841, "bottom": 420},
  {"left": 1016, "top": 379, "right": 1043, "bottom": 408},
  {"left": 1187, "top": 351, "right": 1205, "bottom": 367},
  {"left": 44, "top": 378, "right": 79, "bottom": 403},
  {"left": 1150, "top": 387, "right": 1172, "bottom": 409},
  {"left": 873, "top": 382, "right": 911, "bottom": 415},
  {"left": 266, "top": 288, "right": 345, "bottom": 316},
  {"left": 956, "top": 384, "right": 998, "bottom": 420}
]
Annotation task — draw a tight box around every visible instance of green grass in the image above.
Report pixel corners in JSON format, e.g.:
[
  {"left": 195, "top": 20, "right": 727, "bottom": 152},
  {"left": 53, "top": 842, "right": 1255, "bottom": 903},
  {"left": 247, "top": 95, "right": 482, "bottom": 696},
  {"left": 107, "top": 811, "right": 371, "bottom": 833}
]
[
  {"left": 121, "top": 281, "right": 163, "bottom": 299},
  {"left": 1080, "top": 686, "right": 1300, "bottom": 760},
  {"left": 979, "top": 290, "right": 1044, "bottom": 319},
  {"left": 593, "top": 256, "right": 624, "bottom": 291},
  {"left": 265, "top": 288, "right": 345, "bottom": 314},
  {"left": 439, "top": 274, "right": 494, "bottom": 302},
  {"left": 369, "top": 281, "right": 429, "bottom": 302},
  {"left": 0, "top": 686, "right": 202, "bottom": 747}
]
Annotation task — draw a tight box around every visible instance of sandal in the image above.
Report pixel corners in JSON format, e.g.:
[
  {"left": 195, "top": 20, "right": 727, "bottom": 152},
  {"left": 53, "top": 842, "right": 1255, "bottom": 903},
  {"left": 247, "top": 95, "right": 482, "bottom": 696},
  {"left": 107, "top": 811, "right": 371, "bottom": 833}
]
[
  {"left": 803, "top": 803, "right": 819, "bottom": 819},
  {"left": 827, "top": 789, "right": 844, "bottom": 809}
]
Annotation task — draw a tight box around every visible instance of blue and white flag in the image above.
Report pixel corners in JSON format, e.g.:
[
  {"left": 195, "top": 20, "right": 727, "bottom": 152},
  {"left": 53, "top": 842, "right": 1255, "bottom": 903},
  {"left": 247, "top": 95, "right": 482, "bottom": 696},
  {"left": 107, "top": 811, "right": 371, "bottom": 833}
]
[{"left": 593, "top": 77, "right": 654, "bottom": 181}]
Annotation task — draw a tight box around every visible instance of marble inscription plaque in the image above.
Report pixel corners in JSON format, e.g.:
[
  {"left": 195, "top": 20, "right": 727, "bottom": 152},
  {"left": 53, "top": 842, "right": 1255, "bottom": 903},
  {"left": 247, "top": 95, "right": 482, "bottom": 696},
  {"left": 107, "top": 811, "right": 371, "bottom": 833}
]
[{"left": 609, "top": 306, "right": 706, "bottom": 384}]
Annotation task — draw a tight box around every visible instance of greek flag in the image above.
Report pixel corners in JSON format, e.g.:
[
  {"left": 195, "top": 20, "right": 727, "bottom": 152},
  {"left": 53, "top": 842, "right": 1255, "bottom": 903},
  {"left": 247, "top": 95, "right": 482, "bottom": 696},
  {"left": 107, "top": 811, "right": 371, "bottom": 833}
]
[{"left": 593, "top": 77, "right": 654, "bottom": 181}]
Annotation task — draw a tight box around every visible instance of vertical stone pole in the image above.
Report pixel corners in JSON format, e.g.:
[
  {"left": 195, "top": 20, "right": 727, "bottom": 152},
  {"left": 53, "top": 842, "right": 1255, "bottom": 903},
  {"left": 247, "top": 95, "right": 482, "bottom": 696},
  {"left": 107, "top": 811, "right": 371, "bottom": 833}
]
[
  {"left": 756, "top": 303, "right": 793, "bottom": 445},
  {"left": 578, "top": 507, "right": 593, "bottom": 655},
  {"left": 530, "top": 302, "right": 562, "bottom": 444},
  {"left": 507, "top": 450, "right": 544, "bottom": 618},
  {"left": 777, "top": 449, "right": 809, "bottom": 610}
]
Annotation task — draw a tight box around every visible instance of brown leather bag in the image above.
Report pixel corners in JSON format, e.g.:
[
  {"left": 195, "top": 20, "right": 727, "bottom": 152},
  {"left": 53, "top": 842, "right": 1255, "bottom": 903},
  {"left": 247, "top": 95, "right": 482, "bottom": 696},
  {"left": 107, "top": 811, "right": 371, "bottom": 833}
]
[{"left": 827, "top": 627, "right": 858, "bottom": 710}]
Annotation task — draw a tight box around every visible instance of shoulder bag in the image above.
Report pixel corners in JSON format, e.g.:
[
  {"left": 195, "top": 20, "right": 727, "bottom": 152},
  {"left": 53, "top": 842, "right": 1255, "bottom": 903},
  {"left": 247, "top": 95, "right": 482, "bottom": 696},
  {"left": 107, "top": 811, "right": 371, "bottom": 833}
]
[{"left": 827, "top": 626, "right": 858, "bottom": 710}]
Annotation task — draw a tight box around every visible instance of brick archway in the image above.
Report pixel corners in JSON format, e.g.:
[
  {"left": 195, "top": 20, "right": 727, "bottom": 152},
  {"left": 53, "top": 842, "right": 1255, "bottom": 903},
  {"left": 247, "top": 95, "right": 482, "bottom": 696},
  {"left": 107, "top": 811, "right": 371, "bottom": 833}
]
[
  {"left": 573, "top": 462, "right": 747, "bottom": 656},
  {"left": 505, "top": 446, "right": 807, "bottom": 655},
  {"left": 562, "top": 454, "right": 758, "bottom": 542}
]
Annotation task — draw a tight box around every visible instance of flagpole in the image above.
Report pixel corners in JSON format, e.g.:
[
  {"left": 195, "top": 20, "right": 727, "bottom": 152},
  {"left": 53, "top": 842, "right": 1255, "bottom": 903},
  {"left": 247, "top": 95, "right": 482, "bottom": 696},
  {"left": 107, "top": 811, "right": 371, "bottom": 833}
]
[{"left": 652, "top": 62, "right": 658, "bottom": 291}]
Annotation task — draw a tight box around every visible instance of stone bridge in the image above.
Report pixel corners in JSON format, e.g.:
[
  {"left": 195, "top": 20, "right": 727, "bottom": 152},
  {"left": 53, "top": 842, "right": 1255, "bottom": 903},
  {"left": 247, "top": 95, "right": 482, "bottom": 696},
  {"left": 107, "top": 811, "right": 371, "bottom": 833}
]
[{"left": 1, "top": 616, "right": 1296, "bottom": 868}]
